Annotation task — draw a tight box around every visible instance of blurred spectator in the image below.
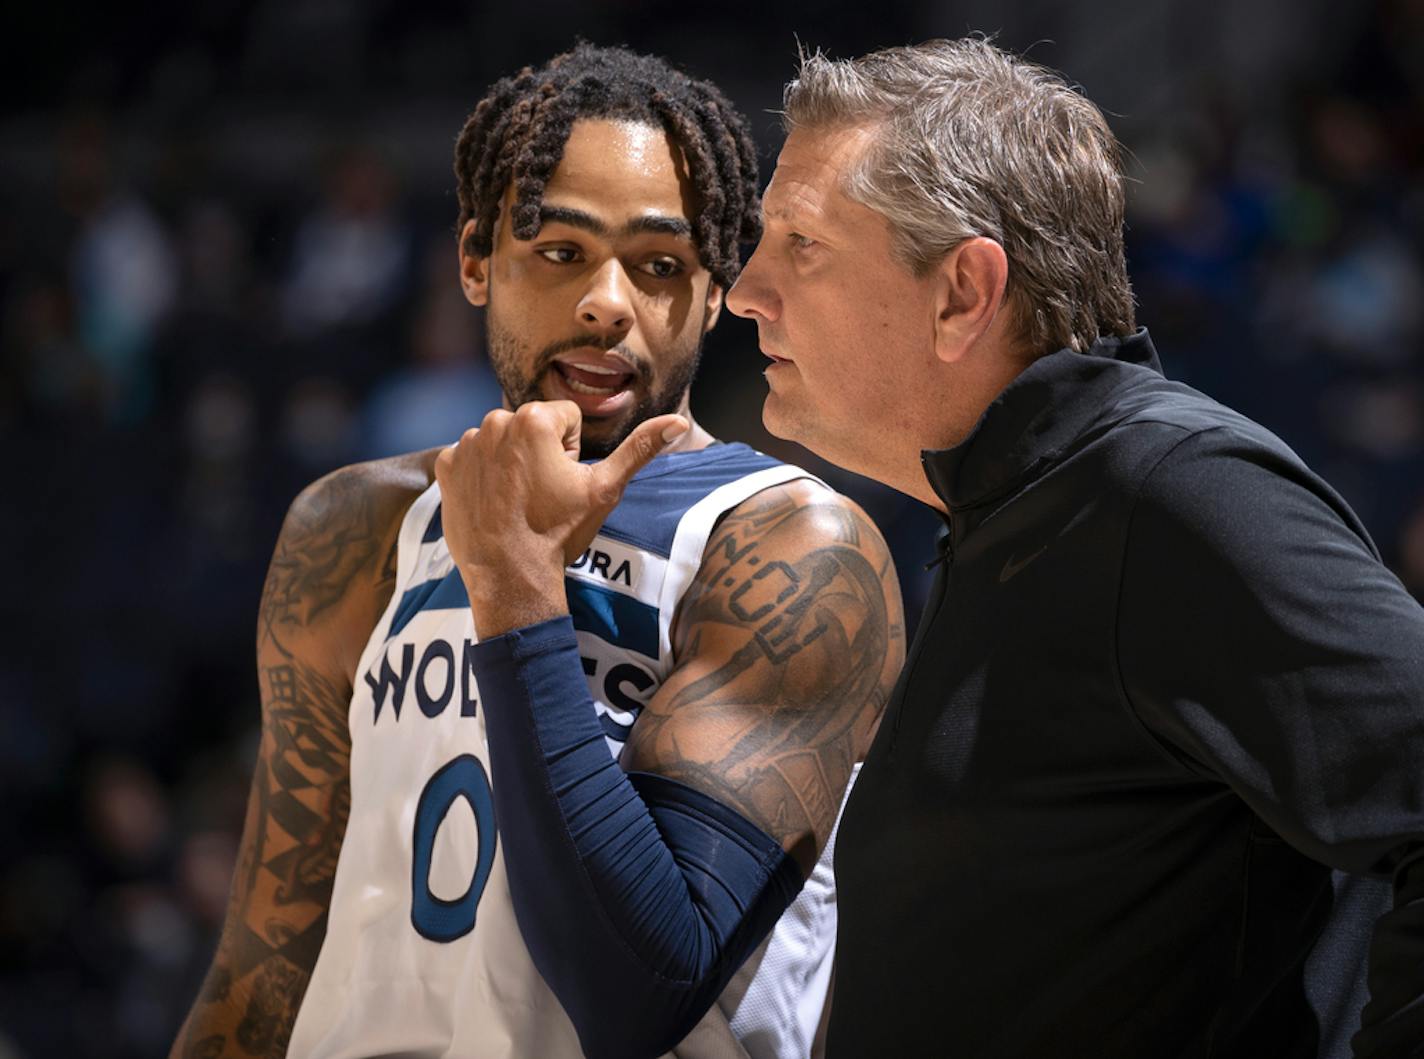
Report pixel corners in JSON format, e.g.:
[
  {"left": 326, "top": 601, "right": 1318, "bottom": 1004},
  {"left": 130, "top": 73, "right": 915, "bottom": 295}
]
[
  {"left": 281, "top": 145, "right": 412, "bottom": 338},
  {"left": 360, "top": 244, "right": 504, "bottom": 457},
  {"left": 280, "top": 374, "right": 361, "bottom": 473},
  {"left": 1308, "top": 227, "right": 1422, "bottom": 361},
  {"left": 180, "top": 371, "right": 260, "bottom": 557},
  {"left": 7, "top": 274, "right": 96, "bottom": 415},
  {"left": 56, "top": 114, "right": 178, "bottom": 424},
  {"left": 84, "top": 757, "right": 173, "bottom": 879},
  {"left": 71, "top": 195, "right": 178, "bottom": 419}
]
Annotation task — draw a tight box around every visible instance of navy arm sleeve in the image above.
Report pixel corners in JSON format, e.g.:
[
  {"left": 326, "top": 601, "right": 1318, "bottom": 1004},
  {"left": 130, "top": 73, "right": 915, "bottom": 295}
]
[
  {"left": 468, "top": 617, "right": 805, "bottom": 1059},
  {"left": 1117, "top": 427, "right": 1424, "bottom": 1056}
]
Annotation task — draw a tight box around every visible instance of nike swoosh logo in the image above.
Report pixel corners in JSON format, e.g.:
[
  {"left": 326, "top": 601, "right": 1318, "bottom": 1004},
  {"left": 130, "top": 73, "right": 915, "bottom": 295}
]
[{"left": 999, "top": 545, "right": 1047, "bottom": 583}]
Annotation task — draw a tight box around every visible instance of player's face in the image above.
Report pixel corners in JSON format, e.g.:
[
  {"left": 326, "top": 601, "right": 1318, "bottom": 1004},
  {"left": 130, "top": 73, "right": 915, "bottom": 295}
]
[
  {"left": 726, "top": 125, "right": 938, "bottom": 482},
  {"left": 459, "top": 119, "right": 723, "bottom": 459}
]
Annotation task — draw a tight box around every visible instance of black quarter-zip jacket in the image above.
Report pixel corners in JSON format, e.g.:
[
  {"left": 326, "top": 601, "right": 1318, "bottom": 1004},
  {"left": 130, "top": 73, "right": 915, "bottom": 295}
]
[{"left": 830, "top": 330, "right": 1424, "bottom": 1058}]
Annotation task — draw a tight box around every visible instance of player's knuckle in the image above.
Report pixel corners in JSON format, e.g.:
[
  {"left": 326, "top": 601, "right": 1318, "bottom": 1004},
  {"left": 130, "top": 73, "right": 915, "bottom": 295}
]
[{"left": 594, "top": 484, "right": 623, "bottom": 509}]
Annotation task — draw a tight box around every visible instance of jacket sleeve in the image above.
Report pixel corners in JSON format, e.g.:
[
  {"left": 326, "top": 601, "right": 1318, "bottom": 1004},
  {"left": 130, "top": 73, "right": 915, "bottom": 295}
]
[{"left": 1116, "top": 425, "right": 1424, "bottom": 1057}]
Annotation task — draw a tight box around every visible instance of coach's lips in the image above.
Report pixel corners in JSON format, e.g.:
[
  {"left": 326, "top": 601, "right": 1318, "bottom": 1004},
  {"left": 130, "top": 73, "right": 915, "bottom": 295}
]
[{"left": 548, "top": 351, "right": 639, "bottom": 417}]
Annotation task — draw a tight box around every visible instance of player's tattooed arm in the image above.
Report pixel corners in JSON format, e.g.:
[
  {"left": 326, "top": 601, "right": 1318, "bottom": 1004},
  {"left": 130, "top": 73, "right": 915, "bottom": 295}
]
[
  {"left": 171, "top": 453, "right": 437, "bottom": 1059},
  {"left": 622, "top": 481, "right": 906, "bottom": 874}
]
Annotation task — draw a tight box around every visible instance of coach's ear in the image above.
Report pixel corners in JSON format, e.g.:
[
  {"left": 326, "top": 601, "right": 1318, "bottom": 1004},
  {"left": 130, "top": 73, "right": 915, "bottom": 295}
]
[
  {"left": 459, "top": 219, "right": 490, "bottom": 308},
  {"left": 702, "top": 281, "right": 725, "bottom": 333},
  {"left": 933, "top": 236, "right": 1008, "bottom": 365}
]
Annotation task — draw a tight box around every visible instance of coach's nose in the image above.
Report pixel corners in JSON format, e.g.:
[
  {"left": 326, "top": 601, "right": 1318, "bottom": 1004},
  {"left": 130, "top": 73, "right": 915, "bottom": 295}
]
[
  {"left": 726, "top": 241, "right": 781, "bottom": 324},
  {"left": 577, "top": 258, "right": 635, "bottom": 335}
]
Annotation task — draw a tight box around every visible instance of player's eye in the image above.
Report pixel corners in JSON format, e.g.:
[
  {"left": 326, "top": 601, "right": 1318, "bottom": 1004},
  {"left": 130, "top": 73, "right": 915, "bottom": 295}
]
[
  {"left": 637, "top": 256, "right": 685, "bottom": 279},
  {"left": 537, "top": 247, "right": 582, "bottom": 265}
]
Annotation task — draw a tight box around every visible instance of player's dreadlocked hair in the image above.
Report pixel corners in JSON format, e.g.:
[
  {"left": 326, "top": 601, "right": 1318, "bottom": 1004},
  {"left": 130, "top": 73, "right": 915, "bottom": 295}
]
[{"left": 454, "top": 43, "right": 762, "bottom": 290}]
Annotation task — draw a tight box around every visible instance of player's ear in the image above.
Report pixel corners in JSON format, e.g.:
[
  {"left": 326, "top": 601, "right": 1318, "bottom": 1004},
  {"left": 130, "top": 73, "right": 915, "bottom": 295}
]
[
  {"left": 702, "top": 281, "right": 725, "bottom": 334},
  {"left": 458, "top": 219, "right": 490, "bottom": 308}
]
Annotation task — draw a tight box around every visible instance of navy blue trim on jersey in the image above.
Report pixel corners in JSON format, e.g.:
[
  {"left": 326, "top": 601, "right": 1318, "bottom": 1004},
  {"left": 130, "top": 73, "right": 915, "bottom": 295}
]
[
  {"left": 566, "top": 580, "right": 659, "bottom": 660},
  {"left": 421, "top": 504, "right": 444, "bottom": 543},
  {"left": 418, "top": 445, "right": 779, "bottom": 560},
  {"left": 599, "top": 712, "right": 633, "bottom": 741},
  {"left": 387, "top": 570, "right": 660, "bottom": 658},
  {"left": 389, "top": 572, "right": 468, "bottom": 638},
  {"left": 384, "top": 444, "right": 784, "bottom": 645},
  {"left": 595, "top": 443, "right": 781, "bottom": 559}
]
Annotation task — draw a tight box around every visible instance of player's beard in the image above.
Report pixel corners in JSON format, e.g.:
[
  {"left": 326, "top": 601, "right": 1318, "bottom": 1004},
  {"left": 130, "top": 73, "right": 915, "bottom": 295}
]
[{"left": 484, "top": 299, "right": 707, "bottom": 460}]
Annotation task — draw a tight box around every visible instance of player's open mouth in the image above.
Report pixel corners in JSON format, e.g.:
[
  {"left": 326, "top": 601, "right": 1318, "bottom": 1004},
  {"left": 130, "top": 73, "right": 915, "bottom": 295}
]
[
  {"left": 554, "top": 361, "right": 636, "bottom": 395},
  {"left": 547, "top": 357, "right": 640, "bottom": 417}
]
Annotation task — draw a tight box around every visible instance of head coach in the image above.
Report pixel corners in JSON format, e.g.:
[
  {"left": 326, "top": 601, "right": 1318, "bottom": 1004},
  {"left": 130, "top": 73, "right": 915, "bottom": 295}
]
[{"left": 726, "top": 37, "right": 1424, "bottom": 1058}]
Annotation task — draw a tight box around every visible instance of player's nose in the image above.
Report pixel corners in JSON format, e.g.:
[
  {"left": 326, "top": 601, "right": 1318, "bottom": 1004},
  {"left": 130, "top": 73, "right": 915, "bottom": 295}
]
[{"left": 576, "top": 258, "right": 635, "bottom": 333}]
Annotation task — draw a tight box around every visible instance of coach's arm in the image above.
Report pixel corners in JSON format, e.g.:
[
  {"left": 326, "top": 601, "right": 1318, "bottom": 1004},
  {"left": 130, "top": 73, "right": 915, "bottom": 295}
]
[
  {"left": 439, "top": 403, "right": 904, "bottom": 1059},
  {"left": 170, "top": 454, "right": 433, "bottom": 1059}
]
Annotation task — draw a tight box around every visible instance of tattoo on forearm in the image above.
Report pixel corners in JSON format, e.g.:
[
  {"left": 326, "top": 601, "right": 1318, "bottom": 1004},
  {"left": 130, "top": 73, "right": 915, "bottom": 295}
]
[
  {"left": 184, "top": 1036, "right": 226, "bottom": 1059},
  {"left": 235, "top": 960, "right": 307, "bottom": 1056},
  {"left": 628, "top": 489, "right": 904, "bottom": 864},
  {"left": 179, "top": 655, "right": 352, "bottom": 1057},
  {"left": 256, "top": 661, "right": 350, "bottom": 913}
]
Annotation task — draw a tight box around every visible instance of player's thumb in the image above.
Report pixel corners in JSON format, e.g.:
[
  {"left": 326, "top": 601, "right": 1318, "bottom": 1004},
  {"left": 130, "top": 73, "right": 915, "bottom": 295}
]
[{"left": 591, "top": 414, "right": 689, "bottom": 507}]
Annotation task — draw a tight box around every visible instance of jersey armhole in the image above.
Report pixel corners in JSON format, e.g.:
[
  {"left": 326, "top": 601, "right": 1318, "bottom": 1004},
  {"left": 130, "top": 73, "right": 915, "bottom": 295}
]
[{"left": 348, "top": 481, "right": 444, "bottom": 702}]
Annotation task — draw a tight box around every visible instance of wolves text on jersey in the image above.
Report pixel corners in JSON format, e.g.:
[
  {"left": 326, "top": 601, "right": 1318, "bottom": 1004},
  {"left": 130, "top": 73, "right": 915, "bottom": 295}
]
[{"left": 362, "top": 634, "right": 657, "bottom": 731}]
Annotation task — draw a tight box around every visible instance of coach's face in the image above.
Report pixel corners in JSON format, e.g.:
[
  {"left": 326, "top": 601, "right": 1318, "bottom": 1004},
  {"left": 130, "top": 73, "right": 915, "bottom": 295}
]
[
  {"left": 727, "top": 124, "right": 940, "bottom": 484},
  {"left": 459, "top": 119, "right": 722, "bottom": 458}
]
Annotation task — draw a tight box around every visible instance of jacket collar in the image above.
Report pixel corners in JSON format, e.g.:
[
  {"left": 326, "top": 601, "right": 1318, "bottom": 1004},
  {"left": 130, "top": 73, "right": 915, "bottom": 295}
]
[{"left": 921, "top": 329, "right": 1161, "bottom": 529}]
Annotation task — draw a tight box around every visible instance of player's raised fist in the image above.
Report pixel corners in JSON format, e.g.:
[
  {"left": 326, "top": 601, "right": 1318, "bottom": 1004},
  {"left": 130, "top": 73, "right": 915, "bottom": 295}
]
[{"left": 435, "top": 400, "right": 688, "bottom": 637}]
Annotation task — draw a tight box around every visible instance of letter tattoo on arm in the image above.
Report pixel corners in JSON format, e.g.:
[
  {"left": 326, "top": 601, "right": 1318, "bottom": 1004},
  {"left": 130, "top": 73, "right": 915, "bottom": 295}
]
[{"left": 623, "top": 483, "right": 905, "bottom": 873}]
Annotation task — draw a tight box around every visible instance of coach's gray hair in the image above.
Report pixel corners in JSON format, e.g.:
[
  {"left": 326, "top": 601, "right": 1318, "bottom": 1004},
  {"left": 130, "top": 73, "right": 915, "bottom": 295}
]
[{"left": 782, "top": 38, "right": 1135, "bottom": 355}]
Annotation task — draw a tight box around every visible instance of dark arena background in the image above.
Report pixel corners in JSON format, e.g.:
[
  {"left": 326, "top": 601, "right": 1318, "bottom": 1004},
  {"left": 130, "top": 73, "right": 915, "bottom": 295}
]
[{"left": 1, "top": 1, "right": 1421, "bottom": 1055}]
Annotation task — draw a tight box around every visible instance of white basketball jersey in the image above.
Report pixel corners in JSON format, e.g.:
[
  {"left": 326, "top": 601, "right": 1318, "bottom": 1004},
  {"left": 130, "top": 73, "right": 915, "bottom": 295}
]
[{"left": 287, "top": 443, "right": 850, "bottom": 1059}]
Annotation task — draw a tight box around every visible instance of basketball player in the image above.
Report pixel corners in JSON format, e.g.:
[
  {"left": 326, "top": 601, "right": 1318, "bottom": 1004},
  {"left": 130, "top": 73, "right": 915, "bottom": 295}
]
[{"left": 170, "top": 45, "right": 904, "bottom": 1059}]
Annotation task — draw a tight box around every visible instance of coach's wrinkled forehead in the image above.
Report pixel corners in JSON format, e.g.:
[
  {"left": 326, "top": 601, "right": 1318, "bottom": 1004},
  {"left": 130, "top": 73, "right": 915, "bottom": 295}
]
[{"left": 761, "top": 124, "right": 883, "bottom": 244}]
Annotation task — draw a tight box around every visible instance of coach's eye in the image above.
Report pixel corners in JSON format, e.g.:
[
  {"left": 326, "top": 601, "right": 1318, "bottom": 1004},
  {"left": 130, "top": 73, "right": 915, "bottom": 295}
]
[
  {"left": 538, "top": 247, "right": 583, "bottom": 265},
  {"left": 637, "top": 256, "right": 685, "bottom": 279},
  {"left": 789, "top": 233, "right": 818, "bottom": 252}
]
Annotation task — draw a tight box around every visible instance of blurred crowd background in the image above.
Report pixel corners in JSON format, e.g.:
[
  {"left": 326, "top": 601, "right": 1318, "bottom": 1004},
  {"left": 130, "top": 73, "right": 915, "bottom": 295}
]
[{"left": 2, "top": 0, "right": 1422, "bottom": 1055}]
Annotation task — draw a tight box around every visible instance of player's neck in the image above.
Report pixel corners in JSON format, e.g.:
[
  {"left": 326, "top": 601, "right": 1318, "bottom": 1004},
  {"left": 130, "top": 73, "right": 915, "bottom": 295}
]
[{"left": 665, "top": 415, "right": 716, "bottom": 453}]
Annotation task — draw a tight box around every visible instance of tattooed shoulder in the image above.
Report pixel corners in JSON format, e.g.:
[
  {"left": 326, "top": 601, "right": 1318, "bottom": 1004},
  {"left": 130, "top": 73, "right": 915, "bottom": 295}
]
[
  {"left": 259, "top": 451, "right": 438, "bottom": 676},
  {"left": 628, "top": 479, "right": 905, "bottom": 872},
  {"left": 677, "top": 479, "right": 903, "bottom": 666}
]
